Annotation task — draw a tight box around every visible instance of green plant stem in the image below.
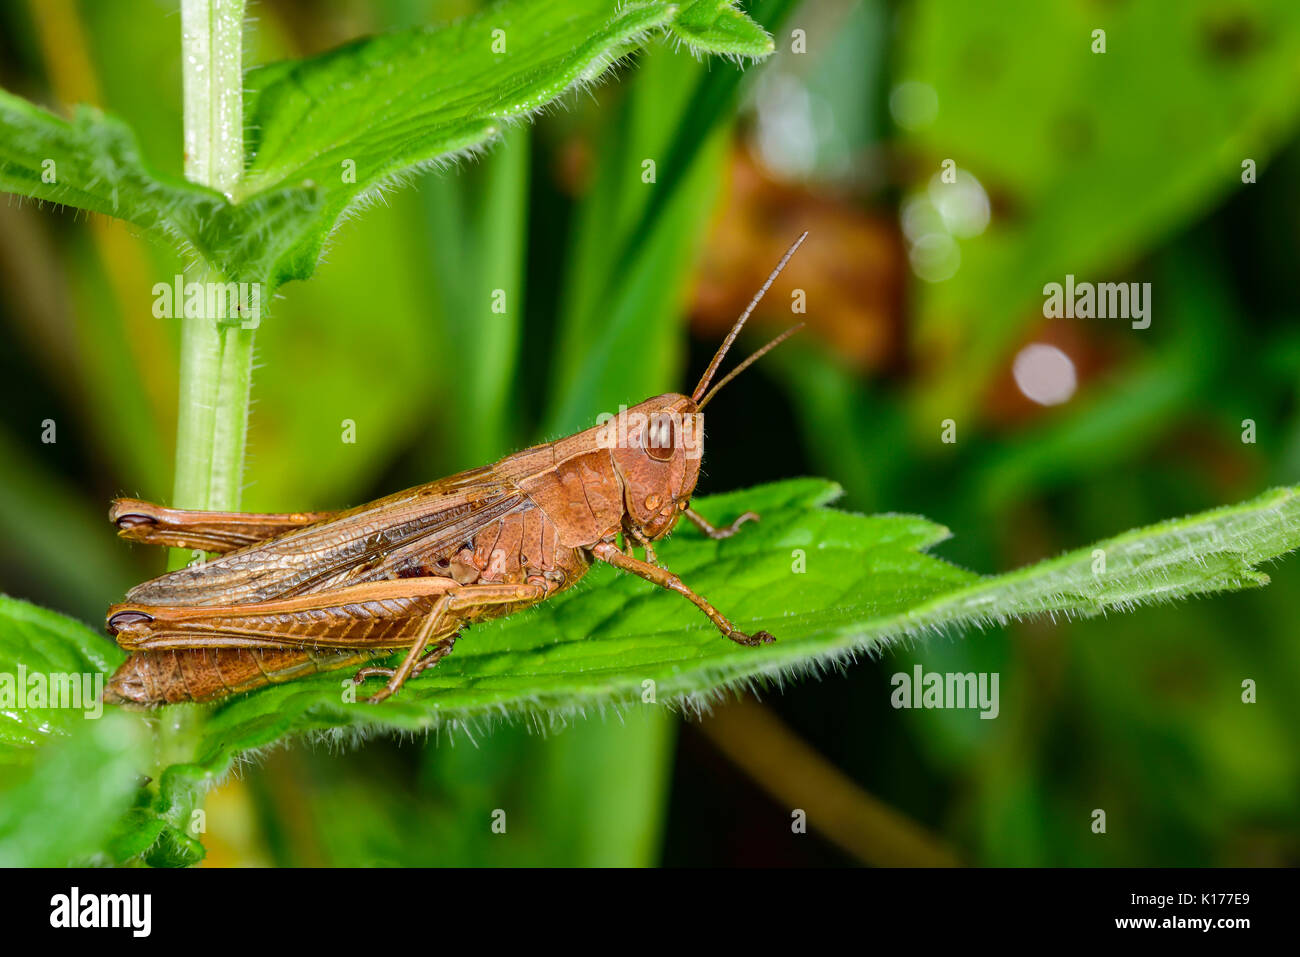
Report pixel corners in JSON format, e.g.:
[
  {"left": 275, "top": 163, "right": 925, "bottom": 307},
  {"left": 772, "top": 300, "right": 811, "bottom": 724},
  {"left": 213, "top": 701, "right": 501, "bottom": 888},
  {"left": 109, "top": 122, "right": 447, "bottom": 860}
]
[
  {"left": 174, "top": 0, "right": 250, "bottom": 520},
  {"left": 173, "top": 299, "right": 254, "bottom": 515},
  {"left": 160, "top": 0, "right": 249, "bottom": 858}
]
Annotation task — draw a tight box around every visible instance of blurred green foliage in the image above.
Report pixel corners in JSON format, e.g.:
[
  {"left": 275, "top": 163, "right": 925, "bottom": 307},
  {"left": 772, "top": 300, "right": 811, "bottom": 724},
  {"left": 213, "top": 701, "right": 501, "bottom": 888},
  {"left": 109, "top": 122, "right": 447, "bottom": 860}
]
[{"left": 0, "top": 0, "right": 1297, "bottom": 867}]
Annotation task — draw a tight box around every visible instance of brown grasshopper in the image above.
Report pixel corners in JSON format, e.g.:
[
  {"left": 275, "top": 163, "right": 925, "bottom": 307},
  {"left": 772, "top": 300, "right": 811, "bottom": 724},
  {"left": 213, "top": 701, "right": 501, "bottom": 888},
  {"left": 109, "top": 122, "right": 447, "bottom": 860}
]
[{"left": 103, "top": 234, "right": 808, "bottom": 706}]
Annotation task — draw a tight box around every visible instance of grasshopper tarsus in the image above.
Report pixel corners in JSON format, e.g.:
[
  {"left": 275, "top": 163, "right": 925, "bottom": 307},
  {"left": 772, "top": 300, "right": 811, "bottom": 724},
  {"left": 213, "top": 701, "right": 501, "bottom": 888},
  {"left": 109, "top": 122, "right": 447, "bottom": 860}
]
[
  {"left": 685, "top": 507, "right": 759, "bottom": 540},
  {"left": 353, "top": 635, "right": 458, "bottom": 702},
  {"left": 729, "top": 629, "right": 776, "bottom": 647},
  {"left": 362, "top": 647, "right": 449, "bottom": 703}
]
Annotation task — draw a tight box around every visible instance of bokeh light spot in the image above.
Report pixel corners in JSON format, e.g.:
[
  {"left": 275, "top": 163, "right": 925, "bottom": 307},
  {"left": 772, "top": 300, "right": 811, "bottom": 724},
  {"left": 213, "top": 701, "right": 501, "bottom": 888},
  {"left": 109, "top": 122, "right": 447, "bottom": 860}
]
[
  {"left": 1013, "top": 344, "right": 1077, "bottom": 406},
  {"left": 889, "top": 81, "right": 938, "bottom": 130}
]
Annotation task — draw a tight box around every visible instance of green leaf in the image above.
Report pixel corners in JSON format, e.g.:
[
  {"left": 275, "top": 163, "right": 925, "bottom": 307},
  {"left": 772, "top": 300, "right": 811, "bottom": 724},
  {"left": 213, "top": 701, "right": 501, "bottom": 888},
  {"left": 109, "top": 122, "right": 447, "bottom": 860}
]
[
  {"left": 0, "top": 599, "right": 144, "bottom": 865},
  {"left": 671, "top": 0, "right": 775, "bottom": 54},
  {"left": 241, "top": 0, "right": 771, "bottom": 195},
  {"left": 5, "top": 480, "right": 1300, "bottom": 861},
  {"left": 89, "top": 477, "right": 1296, "bottom": 848},
  {"left": 0, "top": 93, "right": 211, "bottom": 230},
  {"left": 0, "top": 709, "right": 147, "bottom": 866},
  {"left": 0, "top": 1, "right": 772, "bottom": 294},
  {"left": 0, "top": 595, "right": 125, "bottom": 757},
  {"left": 0, "top": 92, "right": 224, "bottom": 259}
]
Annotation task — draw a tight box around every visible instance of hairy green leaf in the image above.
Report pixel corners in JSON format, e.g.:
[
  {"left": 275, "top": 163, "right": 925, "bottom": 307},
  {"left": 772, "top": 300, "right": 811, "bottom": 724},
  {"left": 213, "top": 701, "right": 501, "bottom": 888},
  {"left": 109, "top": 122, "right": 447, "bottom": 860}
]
[
  {"left": 0, "top": 595, "right": 124, "bottom": 756},
  {"left": 0, "top": 709, "right": 147, "bottom": 867},
  {"left": 7, "top": 479, "right": 1299, "bottom": 861},
  {"left": 0, "top": 1, "right": 772, "bottom": 294},
  {"left": 135, "top": 479, "right": 1300, "bottom": 852},
  {"left": 0, "top": 598, "right": 143, "bottom": 865}
]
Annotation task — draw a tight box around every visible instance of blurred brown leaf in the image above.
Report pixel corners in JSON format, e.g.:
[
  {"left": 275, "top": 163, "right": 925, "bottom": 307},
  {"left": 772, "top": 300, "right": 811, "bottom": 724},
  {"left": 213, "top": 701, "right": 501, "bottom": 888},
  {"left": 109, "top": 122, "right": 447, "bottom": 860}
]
[{"left": 691, "top": 147, "right": 906, "bottom": 372}]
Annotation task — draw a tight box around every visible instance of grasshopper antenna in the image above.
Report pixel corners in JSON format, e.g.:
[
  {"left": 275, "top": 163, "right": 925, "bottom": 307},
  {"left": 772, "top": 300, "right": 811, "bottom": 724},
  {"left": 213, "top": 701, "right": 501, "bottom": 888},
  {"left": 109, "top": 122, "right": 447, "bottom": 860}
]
[
  {"left": 691, "top": 230, "right": 808, "bottom": 404},
  {"left": 697, "top": 323, "right": 804, "bottom": 411}
]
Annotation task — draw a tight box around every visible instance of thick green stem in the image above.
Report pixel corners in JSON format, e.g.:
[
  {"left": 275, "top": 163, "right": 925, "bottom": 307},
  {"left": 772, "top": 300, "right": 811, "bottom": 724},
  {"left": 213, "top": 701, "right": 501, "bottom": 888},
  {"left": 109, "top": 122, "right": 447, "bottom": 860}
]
[
  {"left": 172, "top": 298, "right": 254, "bottom": 515},
  {"left": 175, "top": 0, "right": 251, "bottom": 518},
  {"left": 159, "top": 0, "right": 249, "bottom": 858}
]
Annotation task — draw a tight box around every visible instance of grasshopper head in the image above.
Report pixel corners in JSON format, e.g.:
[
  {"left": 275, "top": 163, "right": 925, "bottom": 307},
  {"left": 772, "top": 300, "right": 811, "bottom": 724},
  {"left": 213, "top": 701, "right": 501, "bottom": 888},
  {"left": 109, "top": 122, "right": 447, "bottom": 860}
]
[
  {"left": 607, "top": 393, "right": 703, "bottom": 541},
  {"left": 609, "top": 233, "right": 809, "bottom": 544}
]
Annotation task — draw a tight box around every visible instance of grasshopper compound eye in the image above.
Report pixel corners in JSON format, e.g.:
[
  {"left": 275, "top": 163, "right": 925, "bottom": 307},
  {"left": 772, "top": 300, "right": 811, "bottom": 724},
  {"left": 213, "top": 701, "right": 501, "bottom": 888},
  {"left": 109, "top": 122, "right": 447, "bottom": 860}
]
[{"left": 646, "top": 415, "right": 676, "bottom": 462}]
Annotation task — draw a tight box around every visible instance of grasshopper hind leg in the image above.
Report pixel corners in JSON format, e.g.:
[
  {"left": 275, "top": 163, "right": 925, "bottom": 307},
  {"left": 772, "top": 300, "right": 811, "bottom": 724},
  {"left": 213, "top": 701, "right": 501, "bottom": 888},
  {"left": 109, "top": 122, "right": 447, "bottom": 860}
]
[
  {"left": 355, "top": 581, "right": 545, "bottom": 704},
  {"left": 353, "top": 634, "right": 458, "bottom": 701}
]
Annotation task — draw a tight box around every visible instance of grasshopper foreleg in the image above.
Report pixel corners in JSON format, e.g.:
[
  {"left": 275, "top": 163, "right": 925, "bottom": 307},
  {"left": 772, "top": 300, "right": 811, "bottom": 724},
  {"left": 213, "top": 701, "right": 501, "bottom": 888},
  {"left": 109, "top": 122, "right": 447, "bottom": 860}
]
[
  {"left": 590, "top": 541, "right": 774, "bottom": 647},
  {"left": 627, "top": 526, "right": 659, "bottom": 566},
  {"left": 683, "top": 507, "right": 758, "bottom": 540}
]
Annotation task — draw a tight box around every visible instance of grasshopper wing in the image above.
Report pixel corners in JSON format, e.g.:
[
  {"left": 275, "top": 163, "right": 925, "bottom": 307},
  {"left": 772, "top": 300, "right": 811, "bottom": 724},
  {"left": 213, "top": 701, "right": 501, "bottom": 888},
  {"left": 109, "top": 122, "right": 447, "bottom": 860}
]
[{"left": 123, "top": 467, "right": 526, "bottom": 607}]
